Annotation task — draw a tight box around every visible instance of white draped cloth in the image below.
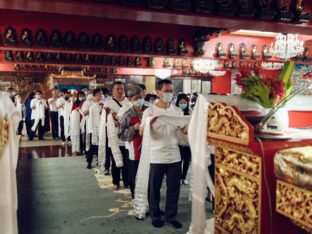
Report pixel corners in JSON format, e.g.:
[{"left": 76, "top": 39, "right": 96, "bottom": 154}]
[
  {"left": 64, "top": 100, "right": 73, "bottom": 139},
  {"left": 0, "top": 92, "right": 20, "bottom": 234},
  {"left": 70, "top": 109, "right": 81, "bottom": 153},
  {"left": 133, "top": 115, "right": 191, "bottom": 219}
]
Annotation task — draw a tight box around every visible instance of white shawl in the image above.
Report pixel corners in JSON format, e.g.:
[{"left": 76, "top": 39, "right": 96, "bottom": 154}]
[
  {"left": 90, "top": 103, "right": 101, "bottom": 145},
  {"left": 31, "top": 99, "right": 45, "bottom": 131},
  {"left": 70, "top": 109, "right": 81, "bottom": 153},
  {"left": 64, "top": 100, "right": 72, "bottom": 139},
  {"left": 0, "top": 92, "right": 20, "bottom": 234},
  {"left": 133, "top": 115, "right": 191, "bottom": 219},
  {"left": 188, "top": 94, "right": 215, "bottom": 234},
  {"left": 97, "top": 108, "right": 107, "bottom": 172}
]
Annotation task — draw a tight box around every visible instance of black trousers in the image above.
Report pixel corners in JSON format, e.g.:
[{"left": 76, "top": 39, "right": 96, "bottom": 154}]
[
  {"left": 25, "top": 119, "right": 32, "bottom": 138},
  {"left": 50, "top": 111, "right": 59, "bottom": 139},
  {"left": 149, "top": 161, "right": 181, "bottom": 222},
  {"left": 30, "top": 119, "right": 45, "bottom": 140},
  {"left": 87, "top": 134, "right": 98, "bottom": 164},
  {"left": 59, "top": 116, "right": 65, "bottom": 142},
  {"left": 111, "top": 146, "right": 129, "bottom": 187},
  {"left": 127, "top": 154, "right": 139, "bottom": 199},
  {"left": 17, "top": 120, "right": 24, "bottom": 135},
  {"left": 179, "top": 146, "right": 191, "bottom": 180},
  {"left": 105, "top": 137, "right": 111, "bottom": 171}
]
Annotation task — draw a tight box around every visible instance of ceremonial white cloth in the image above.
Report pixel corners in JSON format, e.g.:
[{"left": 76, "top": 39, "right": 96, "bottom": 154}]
[
  {"left": 70, "top": 109, "right": 81, "bottom": 153},
  {"left": 0, "top": 92, "right": 20, "bottom": 234},
  {"left": 30, "top": 99, "right": 46, "bottom": 131},
  {"left": 64, "top": 100, "right": 73, "bottom": 139},
  {"left": 133, "top": 115, "right": 191, "bottom": 219},
  {"left": 89, "top": 102, "right": 102, "bottom": 145},
  {"left": 98, "top": 108, "right": 107, "bottom": 170},
  {"left": 187, "top": 95, "right": 215, "bottom": 234}
]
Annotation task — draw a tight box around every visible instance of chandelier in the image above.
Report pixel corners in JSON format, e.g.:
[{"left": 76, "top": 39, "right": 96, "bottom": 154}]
[
  {"left": 269, "top": 34, "right": 304, "bottom": 60},
  {"left": 192, "top": 59, "right": 219, "bottom": 74}
]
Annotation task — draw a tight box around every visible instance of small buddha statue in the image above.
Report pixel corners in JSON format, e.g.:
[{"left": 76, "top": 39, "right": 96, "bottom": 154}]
[
  {"left": 166, "top": 38, "right": 176, "bottom": 55},
  {"left": 194, "top": 0, "right": 215, "bottom": 13},
  {"left": 15, "top": 51, "right": 24, "bottom": 62},
  {"left": 118, "top": 35, "right": 129, "bottom": 52},
  {"left": 13, "top": 64, "right": 20, "bottom": 71},
  {"left": 275, "top": 0, "right": 291, "bottom": 21},
  {"left": 182, "top": 58, "right": 188, "bottom": 68},
  {"left": 94, "top": 55, "right": 102, "bottom": 64},
  {"left": 36, "top": 52, "right": 44, "bottom": 62},
  {"left": 290, "top": 0, "right": 310, "bottom": 23},
  {"left": 147, "top": 57, "right": 154, "bottom": 67},
  {"left": 64, "top": 31, "right": 76, "bottom": 49},
  {"left": 35, "top": 29, "right": 48, "bottom": 47},
  {"left": 216, "top": 0, "right": 236, "bottom": 16},
  {"left": 55, "top": 53, "right": 63, "bottom": 63},
  {"left": 106, "top": 34, "right": 117, "bottom": 52},
  {"left": 251, "top": 45, "right": 260, "bottom": 59},
  {"left": 4, "top": 27, "right": 17, "bottom": 46},
  {"left": 143, "top": 36, "right": 153, "bottom": 54},
  {"left": 135, "top": 57, "right": 141, "bottom": 66},
  {"left": 78, "top": 32, "right": 89, "bottom": 49},
  {"left": 262, "top": 44, "right": 272, "bottom": 59},
  {"left": 303, "top": 47, "right": 311, "bottom": 61},
  {"left": 154, "top": 37, "right": 165, "bottom": 54},
  {"left": 174, "top": 59, "right": 180, "bottom": 69},
  {"left": 25, "top": 51, "right": 34, "bottom": 62},
  {"left": 239, "top": 43, "right": 249, "bottom": 58},
  {"left": 131, "top": 36, "right": 142, "bottom": 53},
  {"left": 119, "top": 56, "right": 127, "bottom": 66},
  {"left": 177, "top": 39, "right": 188, "bottom": 55},
  {"left": 194, "top": 35, "right": 206, "bottom": 56},
  {"left": 50, "top": 30, "right": 62, "bottom": 48},
  {"left": 163, "top": 58, "right": 171, "bottom": 68},
  {"left": 216, "top": 43, "right": 226, "bottom": 57},
  {"left": 20, "top": 29, "right": 33, "bottom": 46},
  {"left": 128, "top": 57, "right": 135, "bottom": 66},
  {"left": 228, "top": 43, "right": 237, "bottom": 58},
  {"left": 46, "top": 53, "right": 54, "bottom": 62},
  {"left": 85, "top": 54, "right": 92, "bottom": 64},
  {"left": 64, "top": 53, "right": 73, "bottom": 63},
  {"left": 110, "top": 56, "right": 118, "bottom": 66},
  {"left": 92, "top": 33, "right": 104, "bottom": 50},
  {"left": 75, "top": 54, "right": 83, "bottom": 64},
  {"left": 5, "top": 50, "right": 14, "bottom": 62},
  {"left": 256, "top": 0, "right": 275, "bottom": 19},
  {"left": 224, "top": 60, "right": 232, "bottom": 68}
]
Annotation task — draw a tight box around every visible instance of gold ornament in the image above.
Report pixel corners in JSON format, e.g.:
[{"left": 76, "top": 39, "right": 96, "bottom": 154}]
[{"left": 0, "top": 118, "right": 9, "bottom": 159}]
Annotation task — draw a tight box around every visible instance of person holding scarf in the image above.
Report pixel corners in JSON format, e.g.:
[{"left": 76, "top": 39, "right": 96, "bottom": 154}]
[
  {"left": 118, "top": 85, "right": 145, "bottom": 199},
  {"left": 29, "top": 90, "right": 48, "bottom": 140}
]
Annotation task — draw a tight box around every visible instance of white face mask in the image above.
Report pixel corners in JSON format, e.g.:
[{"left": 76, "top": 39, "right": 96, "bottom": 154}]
[
  {"left": 36, "top": 94, "right": 41, "bottom": 99},
  {"left": 162, "top": 92, "right": 173, "bottom": 103},
  {"left": 78, "top": 97, "right": 85, "bottom": 102}
]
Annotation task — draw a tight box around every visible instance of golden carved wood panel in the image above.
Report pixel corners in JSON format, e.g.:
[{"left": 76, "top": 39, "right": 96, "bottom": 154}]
[
  {"left": 214, "top": 145, "right": 262, "bottom": 234},
  {"left": 207, "top": 103, "right": 252, "bottom": 145},
  {"left": 276, "top": 180, "right": 312, "bottom": 233}
]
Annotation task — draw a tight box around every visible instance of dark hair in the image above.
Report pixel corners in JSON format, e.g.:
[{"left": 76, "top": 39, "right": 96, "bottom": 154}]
[
  {"left": 26, "top": 91, "right": 35, "bottom": 100},
  {"left": 138, "top": 84, "right": 146, "bottom": 91},
  {"left": 101, "top": 87, "right": 109, "bottom": 95},
  {"left": 112, "top": 81, "right": 124, "bottom": 90},
  {"left": 36, "top": 90, "right": 42, "bottom": 95},
  {"left": 75, "top": 91, "right": 85, "bottom": 106},
  {"left": 145, "top": 93, "right": 157, "bottom": 102},
  {"left": 176, "top": 93, "right": 190, "bottom": 115},
  {"left": 93, "top": 88, "right": 102, "bottom": 96},
  {"left": 156, "top": 79, "right": 172, "bottom": 91}
]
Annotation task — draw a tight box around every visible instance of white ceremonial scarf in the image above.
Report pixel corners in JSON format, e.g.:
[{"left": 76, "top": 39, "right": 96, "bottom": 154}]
[
  {"left": 0, "top": 92, "right": 20, "bottom": 234},
  {"left": 64, "top": 100, "right": 72, "bottom": 139},
  {"left": 97, "top": 108, "right": 107, "bottom": 173},
  {"left": 188, "top": 94, "right": 215, "bottom": 234},
  {"left": 31, "top": 99, "right": 45, "bottom": 131},
  {"left": 70, "top": 109, "right": 81, "bottom": 153},
  {"left": 133, "top": 115, "right": 191, "bottom": 219}
]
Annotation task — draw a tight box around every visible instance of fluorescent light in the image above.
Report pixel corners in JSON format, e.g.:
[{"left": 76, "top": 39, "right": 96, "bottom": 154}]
[{"left": 231, "top": 30, "right": 278, "bottom": 38}]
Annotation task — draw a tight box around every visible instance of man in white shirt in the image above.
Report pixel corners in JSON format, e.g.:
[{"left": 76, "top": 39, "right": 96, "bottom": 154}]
[
  {"left": 86, "top": 88, "right": 103, "bottom": 169},
  {"left": 29, "top": 90, "right": 48, "bottom": 140},
  {"left": 140, "top": 79, "right": 186, "bottom": 229},
  {"left": 81, "top": 90, "right": 94, "bottom": 154},
  {"left": 48, "top": 89, "right": 59, "bottom": 140},
  {"left": 104, "top": 81, "right": 130, "bottom": 186},
  {"left": 56, "top": 89, "right": 66, "bottom": 143}
]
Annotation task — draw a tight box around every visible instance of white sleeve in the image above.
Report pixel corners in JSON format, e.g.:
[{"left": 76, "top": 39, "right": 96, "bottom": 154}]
[
  {"left": 90, "top": 105, "right": 100, "bottom": 145},
  {"left": 107, "top": 114, "right": 123, "bottom": 167},
  {"left": 140, "top": 107, "right": 152, "bottom": 128},
  {"left": 98, "top": 109, "right": 107, "bottom": 168},
  {"left": 30, "top": 99, "right": 36, "bottom": 109}
]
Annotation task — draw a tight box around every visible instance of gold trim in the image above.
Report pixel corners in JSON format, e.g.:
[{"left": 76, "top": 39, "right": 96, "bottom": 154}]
[
  {"left": 276, "top": 180, "right": 312, "bottom": 232},
  {"left": 0, "top": 118, "right": 9, "bottom": 159},
  {"left": 207, "top": 103, "right": 251, "bottom": 145}
]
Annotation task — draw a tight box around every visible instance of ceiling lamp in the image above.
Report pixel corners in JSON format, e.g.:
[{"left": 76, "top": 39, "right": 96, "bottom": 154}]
[
  {"left": 193, "top": 59, "right": 219, "bottom": 74},
  {"left": 155, "top": 69, "right": 171, "bottom": 79},
  {"left": 269, "top": 34, "right": 304, "bottom": 60}
]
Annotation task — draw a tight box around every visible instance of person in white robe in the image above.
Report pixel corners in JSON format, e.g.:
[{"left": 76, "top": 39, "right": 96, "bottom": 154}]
[
  {"left": 56, "top": 89, "right": 67, "bottom": 144},
  {"left": 64, "top": 93, "right": 73, "bottom": 142},
  {"left": 0, "top": 91, "right": 21, "bottom": 234},
  {"left": 104, "top": 81, "right": 130, "bottom": 190},
  {"left": 70, "top": 91, "right": 86, "bottom": 155},
  {"left": 86, "top": 88, "right": 103, "bottom": 169},
  {"left": 14, "top": 94, "right": 25, "bottom": 135},
  {"left": 29, "top": 90, "right": 48, "bottom": 140}
]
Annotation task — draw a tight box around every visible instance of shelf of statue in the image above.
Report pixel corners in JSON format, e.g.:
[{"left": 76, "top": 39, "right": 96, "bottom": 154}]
[{"left": 4, "top": 27, "right": 17, "bottom": 46}]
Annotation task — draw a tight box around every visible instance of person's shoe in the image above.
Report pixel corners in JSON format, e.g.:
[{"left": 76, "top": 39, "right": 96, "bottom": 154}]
[
  {"left": 62, "top": 141, "right": 66, "bottom": 146},
  {"left": 136, "top": 217, "right": 144, "bottom": 221},
  {"left": 167, "top": 220, "right": 183, "bottom": 229},
  {"left": 182, "top": 179, "right": 189, "bottom": 185},
  {"left": 104, "top": 170, "right": 110, "bottom": 175},
  {"left": 152, "top": 219, "right": 164, "bottom": 228},
  {"left": 112, "top": 184, "right": 120, "bottom": 191},
  {"left": 86, "top": 163, "right": 92, "bottom": 169}
]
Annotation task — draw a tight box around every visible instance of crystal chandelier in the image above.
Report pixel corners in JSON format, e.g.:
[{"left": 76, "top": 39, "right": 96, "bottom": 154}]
[
  {"left": 192, "top": 59, "right": 219, "bottom": 74},
  {"left": 269, "top": 34, "right": 304, "bottom": 60}
]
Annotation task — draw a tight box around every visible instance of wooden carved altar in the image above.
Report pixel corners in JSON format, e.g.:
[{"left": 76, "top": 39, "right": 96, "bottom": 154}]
[{"left": 207, "top": 102, "right": 312, "bottom": 234}]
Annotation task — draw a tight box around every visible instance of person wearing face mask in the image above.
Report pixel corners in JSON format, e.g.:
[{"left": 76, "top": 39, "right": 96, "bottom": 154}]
[
  {"left": 104, "top": 81, "right": 130, "bottom": 185},
  {"left": 29, "top": 90, "right": 48, "bottom": 140},
  {"left": 48, "top": 89, "right": 60, "bottom": 140},
  {"left": 14, "top": 94, "right": 25, "bottom": 136},
  {"left": 118, "top": 85, "right": 145, "bottom": 199},
  {"left": 24, "top": 91, "right": 35, "bottom": 139},
  {"left": 139, "top": 79, "right": 185, "bottom": 229},
  {"left": 175, "top": 93, "right": 192, "bottom": 185},
  {"left": 56, "top": 89, "right": 68, "bottom": 144},
  {"left": 63, "top": 92, "right": 73, "bottom": 144},
  {"left": 70, "top": 91, "right": 86, "bottom": 155},
  {"left": 86, "top": 88, "right": 103, "bottom": 169}
]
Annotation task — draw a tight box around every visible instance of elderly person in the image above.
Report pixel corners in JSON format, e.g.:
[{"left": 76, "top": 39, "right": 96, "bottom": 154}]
[{"left": 118, "top": 85, "right": 145, "bottom": 199}]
